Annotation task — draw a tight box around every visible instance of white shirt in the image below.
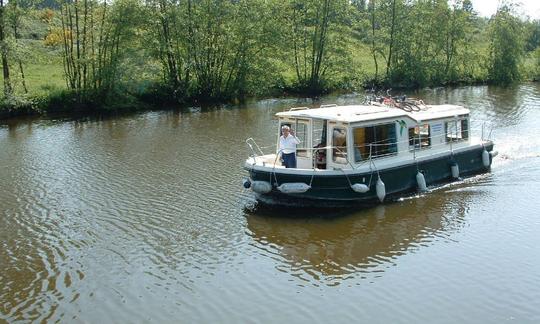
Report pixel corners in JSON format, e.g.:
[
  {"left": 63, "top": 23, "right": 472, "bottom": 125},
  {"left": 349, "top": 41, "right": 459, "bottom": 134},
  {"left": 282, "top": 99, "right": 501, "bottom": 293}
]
[{"left": 279, "top": 134, "right": 300, "bottom": 154}]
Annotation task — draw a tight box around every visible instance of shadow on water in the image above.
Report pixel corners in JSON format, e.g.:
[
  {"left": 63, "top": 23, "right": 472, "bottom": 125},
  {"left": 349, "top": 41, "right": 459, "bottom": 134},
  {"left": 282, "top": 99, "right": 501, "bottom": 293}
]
[
  {"left": 243, "top": 181, "right": 482, "bottom": 285},
  {"left": 243, "top": 195, "right": 383, "bottom": 219},
  {"left": 0, "top": 94, "right": 318, "bottom": 128},
  {"left": 2, "top": 84, "right": 536, "bottom": 136}
]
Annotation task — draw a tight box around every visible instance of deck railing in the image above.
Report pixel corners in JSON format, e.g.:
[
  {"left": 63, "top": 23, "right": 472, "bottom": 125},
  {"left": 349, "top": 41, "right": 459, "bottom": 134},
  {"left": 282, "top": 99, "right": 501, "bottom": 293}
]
[{"left": 245, "top": 126, "right": 493, "bottom": 170}]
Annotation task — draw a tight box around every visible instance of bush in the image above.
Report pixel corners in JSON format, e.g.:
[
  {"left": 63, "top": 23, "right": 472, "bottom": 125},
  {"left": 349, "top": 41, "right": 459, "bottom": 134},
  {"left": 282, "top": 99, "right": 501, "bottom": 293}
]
[
  {"left": 0, "top": 94, "right": 39, "bottom": 118},
  {"left": 535, "top": 48, "right": 540, "bottom": 81}
]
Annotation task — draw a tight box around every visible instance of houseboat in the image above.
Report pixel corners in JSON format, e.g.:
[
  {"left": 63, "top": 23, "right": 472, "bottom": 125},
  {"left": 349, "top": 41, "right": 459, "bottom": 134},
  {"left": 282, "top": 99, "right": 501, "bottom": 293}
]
[{"left": 243, "top": 103, "right": 497, "bottom": 205}]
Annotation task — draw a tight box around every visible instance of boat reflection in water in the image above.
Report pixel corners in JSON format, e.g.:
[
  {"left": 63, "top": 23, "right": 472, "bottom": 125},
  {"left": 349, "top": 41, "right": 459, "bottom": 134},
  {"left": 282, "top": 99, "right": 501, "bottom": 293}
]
[{"left": 245, "top": 182, "right": 480, "bottom": 285}]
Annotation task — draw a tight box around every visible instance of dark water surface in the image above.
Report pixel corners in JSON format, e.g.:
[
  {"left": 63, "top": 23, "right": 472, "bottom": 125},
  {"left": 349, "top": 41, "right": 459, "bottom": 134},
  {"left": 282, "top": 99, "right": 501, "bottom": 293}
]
[{"left": 1, "top": 85, "right": 540, "bottom": 323}]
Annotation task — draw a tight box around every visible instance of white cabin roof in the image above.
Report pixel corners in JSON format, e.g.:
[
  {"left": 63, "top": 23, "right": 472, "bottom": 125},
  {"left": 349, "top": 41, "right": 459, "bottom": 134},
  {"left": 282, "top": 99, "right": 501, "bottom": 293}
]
[{"left": 276, "top": 104, "right": 470, "bottom": 123}]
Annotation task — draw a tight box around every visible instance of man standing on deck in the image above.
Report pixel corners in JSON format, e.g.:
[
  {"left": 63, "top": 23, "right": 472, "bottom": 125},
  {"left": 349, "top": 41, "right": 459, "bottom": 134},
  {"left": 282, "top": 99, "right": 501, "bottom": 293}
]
[{"left": 279, "top": 125, "right": 300, "bottom": 168}]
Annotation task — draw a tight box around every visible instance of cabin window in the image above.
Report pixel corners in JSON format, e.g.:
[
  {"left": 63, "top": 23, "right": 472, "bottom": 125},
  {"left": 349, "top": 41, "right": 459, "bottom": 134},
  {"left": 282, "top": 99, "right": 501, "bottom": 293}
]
[
  {"left": 445, "top": 119, "right": 469, "bottom": 142},
  {"left": 332, "top": 127, "right": 348, "bottom": 164},
  {"left": 292, "top": 123, "right": 308, "bottom": 148},
  {"left": 353, "top": 123, "right": 397, "bottom": 162},
  {"left": 409, "top": 124, "right": 431, "bottom": 149},
  {"left": 312, "top": 119, "right": 327, "bottom": 147},
  {"left": 294, "top": 123, "right": 309, "bottom": 157},
  {"left": 312, "top": 119, "right": 327, "bottom": 169}
]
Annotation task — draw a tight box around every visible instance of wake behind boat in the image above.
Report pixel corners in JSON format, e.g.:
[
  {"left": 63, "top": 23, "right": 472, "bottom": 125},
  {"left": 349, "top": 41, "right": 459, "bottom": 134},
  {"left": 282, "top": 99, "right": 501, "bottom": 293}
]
[{"left": 243, "top": 101, "right": 497, "bottom": 205}]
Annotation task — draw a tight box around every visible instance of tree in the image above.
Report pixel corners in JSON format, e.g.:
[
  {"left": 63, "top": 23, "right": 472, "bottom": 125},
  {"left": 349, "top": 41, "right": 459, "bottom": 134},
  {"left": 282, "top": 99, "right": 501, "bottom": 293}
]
[
  {"left": 368, "top": 0, "right": 379, "bottom": 80},
  {"left": 351, "top": 0, "right": 366, "bottom": 12},
  {"left": 143, "top": 0, "right": 280, "bottom": 101},
  {"left": 0, "top": 0, "right": 12, "bottom": 97},
  {"left": 6, "top": 0, "right": 28, "bottom": 93},
  {"left": 365, "top": 0, "right": 479, "bottom": 87},
  {"left": 286, "top": 0, "right": 348, "bottom": 93},
  {"left": 524, "top": 20, "right": 540, "bottom": 52},
  {"left": 146, "top": 0, "right": 185, "bottom": 95},
  {"left": 367, "top": 0, "right": 405, "bottom": 84},
  {"left": 534, "top": 47, "right": 540, "bottom": 80},
  {"left": 59, "top": 0, "right": 140, "bottom": 103},
  {"left": 462, "top": 0, "right": 473, "bottom": 14},
  {"left": 384, "top": 0, "right": 397, "bottom": 79},
  {"left": 488, "top": 4, "right": 524, "bottom": 84}
]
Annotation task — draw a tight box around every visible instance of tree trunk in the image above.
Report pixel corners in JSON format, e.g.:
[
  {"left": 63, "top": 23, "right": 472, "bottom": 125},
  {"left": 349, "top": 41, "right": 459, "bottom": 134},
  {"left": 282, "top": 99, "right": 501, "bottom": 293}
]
[
  {"left": 10, "top": 0, "right": 27, "bottom": 94},
  {"left": 0, "top": 0, "right": 12, "bottom": 97},
  {"left": 386, "top": 0, "right": 397, "bottom": 79},
  {"left": 370, "top": 0, "right": 379, "bottom": 80}
]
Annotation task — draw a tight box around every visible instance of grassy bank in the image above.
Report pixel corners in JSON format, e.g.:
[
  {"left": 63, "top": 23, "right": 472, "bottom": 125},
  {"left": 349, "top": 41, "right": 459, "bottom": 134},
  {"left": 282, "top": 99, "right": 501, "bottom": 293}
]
[
  {"left": 1, "top": 4, "right": 539, "bottom": 121},
  {"left": 2, "top": 40, "right": 538, "bottom": 120}
]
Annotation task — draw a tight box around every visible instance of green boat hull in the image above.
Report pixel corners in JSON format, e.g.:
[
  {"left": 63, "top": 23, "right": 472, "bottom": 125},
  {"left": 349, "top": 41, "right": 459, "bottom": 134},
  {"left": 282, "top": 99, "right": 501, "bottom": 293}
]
[{"left": 247, "top": 143, "right": 494, "bottom": 204}]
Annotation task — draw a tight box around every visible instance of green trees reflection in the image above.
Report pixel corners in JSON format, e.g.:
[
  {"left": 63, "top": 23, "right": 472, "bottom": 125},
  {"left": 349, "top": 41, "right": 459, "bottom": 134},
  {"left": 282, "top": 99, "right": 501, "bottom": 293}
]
[{"left": 1, "top": 0, "right": 540, "bottom": 114}]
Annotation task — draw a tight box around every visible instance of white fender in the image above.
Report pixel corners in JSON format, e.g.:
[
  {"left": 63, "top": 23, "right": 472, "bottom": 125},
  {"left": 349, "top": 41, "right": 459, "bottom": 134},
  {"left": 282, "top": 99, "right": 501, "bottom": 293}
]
[
  {"left": 251, "top": 181, "right": 272, "bottom": 194},
  {"left": 351, "top": 183, "right": 369, "bottom": 193},
  {"left": 451, "top": 163, "right": 460, "bottom": 179},
  {"left": 482, "top": 149, "right": 490, "bottom": 167},
  {"left": 376, "top": 178, "right": 386, "bottom": 202},
  {"left": 277, "top": 183, "right": 311, "bottom": 194},
  {"left": 490, "top": 150, "right": 499, "bottom": 158},
  {"left": 416, "top": 172, "right": 427, "bottom": 191}
]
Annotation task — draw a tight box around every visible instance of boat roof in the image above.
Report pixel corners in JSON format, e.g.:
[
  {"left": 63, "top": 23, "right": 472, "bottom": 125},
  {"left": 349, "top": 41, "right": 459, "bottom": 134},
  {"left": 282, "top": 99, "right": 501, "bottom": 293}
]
[{"left": 276, "top": 104, "right": 470, "bottom": 123}]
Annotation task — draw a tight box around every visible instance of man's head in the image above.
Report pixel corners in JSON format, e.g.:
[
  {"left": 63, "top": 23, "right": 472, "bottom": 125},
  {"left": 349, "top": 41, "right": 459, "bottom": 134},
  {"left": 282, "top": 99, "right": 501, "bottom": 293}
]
[{"left": 281, "top": 125, "right": 290, "bottom": 135}]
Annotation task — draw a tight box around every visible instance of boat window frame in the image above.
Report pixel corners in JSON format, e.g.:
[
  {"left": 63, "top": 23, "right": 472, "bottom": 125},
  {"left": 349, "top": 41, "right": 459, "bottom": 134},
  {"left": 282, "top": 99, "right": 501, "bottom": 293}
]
[
  {"left": 351, "top": 121, "right": 398, "bottom": 162},
  {"left": 331, "top": 125, "right": 348, "bottom": 164},
  {"left": 445, "top": 115, "right": 469, "bottom": 143},
  {"left": 278, "top": 118, "right": 311, "bottom": 158},
  {"left": 312, "top": 118, "right": 328, "bottom": 169},
  {"left": 408, "top": 123, "right": 431, "bottom": 150},
  {"left": 311, "top": 118, "right": 327, "bottom": 149}
]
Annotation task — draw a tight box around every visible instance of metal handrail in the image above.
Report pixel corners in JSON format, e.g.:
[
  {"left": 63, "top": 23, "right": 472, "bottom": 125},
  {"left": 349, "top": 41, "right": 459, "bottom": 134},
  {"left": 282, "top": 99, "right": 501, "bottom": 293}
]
[
  {"left": 245, "top": 125, "right": 491, "bottom": 168},
  {"left": 245, "top": 138, "right": 265, "bottom": 158},
  {"left": 481, "top": 122, "right": 494, "bottom": 141}
]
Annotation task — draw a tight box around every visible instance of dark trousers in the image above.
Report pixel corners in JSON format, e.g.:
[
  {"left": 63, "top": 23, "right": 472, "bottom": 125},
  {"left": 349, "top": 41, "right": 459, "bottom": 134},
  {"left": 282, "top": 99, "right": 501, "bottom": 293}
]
[{"left": 282, "top": 152, "right": 297, "bottom": 168}]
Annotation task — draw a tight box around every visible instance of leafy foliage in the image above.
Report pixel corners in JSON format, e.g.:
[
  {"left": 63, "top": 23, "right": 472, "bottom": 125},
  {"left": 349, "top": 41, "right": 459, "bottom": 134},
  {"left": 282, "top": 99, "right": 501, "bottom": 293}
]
[
  {"left": 488, "top": 4, "right": 525, "bottom": 84},
  {"left": 2, "top": 0, "right": 540, "bottom": 117}
]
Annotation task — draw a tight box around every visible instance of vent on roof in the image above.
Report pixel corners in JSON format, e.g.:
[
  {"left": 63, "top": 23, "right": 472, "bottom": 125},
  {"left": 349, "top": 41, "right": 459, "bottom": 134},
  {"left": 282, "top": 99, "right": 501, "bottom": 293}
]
[{"left": 288, "top": 106, "right": 309, "bottom": 111}]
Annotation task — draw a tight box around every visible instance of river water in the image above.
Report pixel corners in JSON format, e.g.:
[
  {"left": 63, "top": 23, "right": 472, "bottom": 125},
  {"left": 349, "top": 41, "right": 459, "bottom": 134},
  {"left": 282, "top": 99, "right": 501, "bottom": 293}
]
[{"left": 1, "top": 84, "right": 539, "bottom": 323}]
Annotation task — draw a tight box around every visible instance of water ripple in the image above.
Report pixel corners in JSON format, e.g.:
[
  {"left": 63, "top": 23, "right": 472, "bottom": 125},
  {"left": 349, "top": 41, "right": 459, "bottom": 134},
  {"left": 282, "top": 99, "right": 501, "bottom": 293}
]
[{"left": 2, "top": 85, "right": 540, "bottom": 322}]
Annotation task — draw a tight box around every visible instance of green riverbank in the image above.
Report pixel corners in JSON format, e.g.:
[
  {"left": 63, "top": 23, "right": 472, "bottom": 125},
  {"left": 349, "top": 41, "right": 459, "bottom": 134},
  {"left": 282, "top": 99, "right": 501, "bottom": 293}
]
[{"left": 1, "top": 3, "right": 540, "bottom": 120}]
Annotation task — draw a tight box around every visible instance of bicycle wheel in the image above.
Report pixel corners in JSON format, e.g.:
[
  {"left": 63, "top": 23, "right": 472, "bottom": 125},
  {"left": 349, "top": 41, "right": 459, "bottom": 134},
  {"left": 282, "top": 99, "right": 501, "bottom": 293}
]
[
  {"left": 411, "top": 103, "right": 422, "bottom": 112},
  {"left": 401, "top": 103, "right": 413, "bottom": 112}
]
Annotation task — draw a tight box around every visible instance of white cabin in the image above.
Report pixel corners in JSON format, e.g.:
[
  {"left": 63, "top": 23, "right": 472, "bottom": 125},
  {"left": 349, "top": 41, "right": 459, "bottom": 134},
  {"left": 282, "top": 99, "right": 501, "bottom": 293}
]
[{"left": 273, "top": 104, "right": 472, "bottom": 170}]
